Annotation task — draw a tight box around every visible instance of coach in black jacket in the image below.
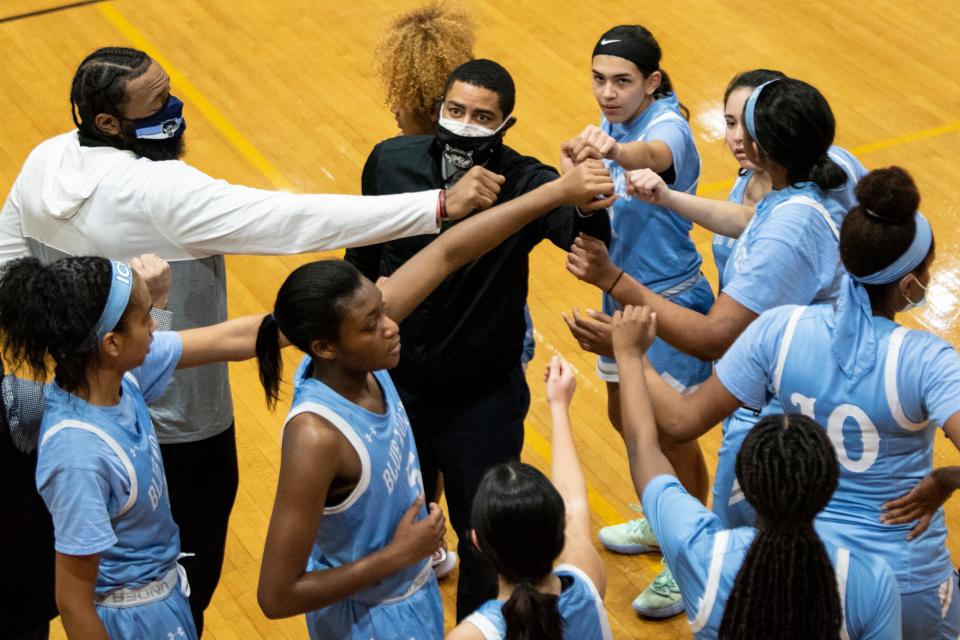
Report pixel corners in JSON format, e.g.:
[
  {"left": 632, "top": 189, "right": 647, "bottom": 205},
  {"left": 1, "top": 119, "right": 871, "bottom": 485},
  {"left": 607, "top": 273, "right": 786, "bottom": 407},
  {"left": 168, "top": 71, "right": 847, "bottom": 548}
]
[{"left": 346, "top": 59, "right": 611, "bottom": 619}]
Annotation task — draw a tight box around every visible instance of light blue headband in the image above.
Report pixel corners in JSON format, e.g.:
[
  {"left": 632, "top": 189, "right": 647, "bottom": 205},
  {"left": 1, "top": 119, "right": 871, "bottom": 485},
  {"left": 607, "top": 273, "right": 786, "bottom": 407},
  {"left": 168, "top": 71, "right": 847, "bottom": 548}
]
[
  {"left": 743, "top": 80, "right": 779, "bottom": 152},
  {"left": 94, "top": 260, "right": 134, "bottom": 342},
  {"left": 853, "top": 213, "right": 933, "bottom": 285}
]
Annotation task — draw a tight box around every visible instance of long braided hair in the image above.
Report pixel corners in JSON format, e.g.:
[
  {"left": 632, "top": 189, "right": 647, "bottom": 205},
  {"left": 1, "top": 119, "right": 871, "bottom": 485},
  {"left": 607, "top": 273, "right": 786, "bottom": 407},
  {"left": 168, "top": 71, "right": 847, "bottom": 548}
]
[
  {"left": 70, "top": 47, "right": 151, "bottom": 140},
  {"left": 719, "top": 413, "right": 842, "bottom": 639}
]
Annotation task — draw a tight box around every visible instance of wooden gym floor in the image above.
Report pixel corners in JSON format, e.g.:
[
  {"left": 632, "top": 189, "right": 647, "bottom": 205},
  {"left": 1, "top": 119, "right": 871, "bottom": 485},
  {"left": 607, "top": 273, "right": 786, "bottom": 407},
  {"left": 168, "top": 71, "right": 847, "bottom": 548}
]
[{"left": 2, "top": 1, "right": 959, "bottom": 637}]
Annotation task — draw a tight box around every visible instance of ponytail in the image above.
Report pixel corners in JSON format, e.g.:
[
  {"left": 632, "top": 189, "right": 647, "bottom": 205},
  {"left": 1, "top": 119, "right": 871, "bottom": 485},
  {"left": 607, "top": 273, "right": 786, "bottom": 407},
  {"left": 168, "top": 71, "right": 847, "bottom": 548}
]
[
  {"left": 654, "top": 68, "right": 689, "bottom": 120},
  {"left": 256, "top": 313, "right": 283, "bottom": 409},
  {"left": 808, "top": 153, "right": 846, "bottom": 192},
  {"left": 502, "top": 581, "right": 564, "bottom": 640}
]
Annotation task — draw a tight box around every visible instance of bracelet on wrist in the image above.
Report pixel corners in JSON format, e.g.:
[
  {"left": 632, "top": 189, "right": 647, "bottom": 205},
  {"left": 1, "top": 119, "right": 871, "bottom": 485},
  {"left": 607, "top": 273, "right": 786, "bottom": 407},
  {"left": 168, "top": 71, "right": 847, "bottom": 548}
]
[
  {"left": 436, "top": 190, "right": 448, "bottom": 226},
  {"left": 606, "top": 269, "right": 625, "bottom": 295}
]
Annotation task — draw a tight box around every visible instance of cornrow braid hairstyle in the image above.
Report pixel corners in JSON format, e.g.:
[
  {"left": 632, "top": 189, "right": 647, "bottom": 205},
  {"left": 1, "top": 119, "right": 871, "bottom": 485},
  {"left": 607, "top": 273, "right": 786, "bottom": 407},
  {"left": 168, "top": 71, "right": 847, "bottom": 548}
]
[
  {"left": 719, "top": 414, "right": 842, "bottom": 640},
  {"left": 0, "top": 257, "right": 115, "bottom": 395},
  {"left": 70, "top": 47, "right": 151, "bottom": 139}
]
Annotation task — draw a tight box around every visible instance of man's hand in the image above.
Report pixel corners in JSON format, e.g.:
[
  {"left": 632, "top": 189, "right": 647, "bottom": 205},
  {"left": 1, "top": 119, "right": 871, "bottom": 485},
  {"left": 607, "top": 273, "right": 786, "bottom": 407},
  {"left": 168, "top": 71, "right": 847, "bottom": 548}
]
[
  {"left": 566, "top": 233, "right": 620, "bottom": 289},
  {"left": 444, "top": 166, "right": 506, "bottom": 220},
  {"left": 612, "top": 305, "right": 658, "bottom": 361},
  {"left": 555, "top": 160, "right": 617, "bottom": 212},
  {"left": 130, "top": 253, "right": 171, "bottom": 310}
]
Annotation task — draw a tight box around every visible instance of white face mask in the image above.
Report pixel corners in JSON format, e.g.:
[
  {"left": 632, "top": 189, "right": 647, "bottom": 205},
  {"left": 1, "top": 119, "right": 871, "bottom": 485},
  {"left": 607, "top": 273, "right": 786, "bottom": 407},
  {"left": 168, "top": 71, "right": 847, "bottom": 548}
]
[
  {"left": 437, "top": 104, "right": 512, "bottom": 138},
  {"left": 900, "top": 275, "right": 929, "bottom": 313}
]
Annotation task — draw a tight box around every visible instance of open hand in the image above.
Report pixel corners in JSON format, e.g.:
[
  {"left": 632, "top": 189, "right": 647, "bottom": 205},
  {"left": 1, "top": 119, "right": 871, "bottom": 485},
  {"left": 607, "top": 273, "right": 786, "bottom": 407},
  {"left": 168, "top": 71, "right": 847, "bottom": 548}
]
[
  {"left": 444, "top": 165, "right": 506, "bottom": 219},
  {"left": 881, "top": 470, "right": 955, "bottom": 540},
  {"left": 562, "top": 308, "right": 615, "bottom": 357},
  {"left": 612, "top": 305, "right": 658, "bottom": 361}
]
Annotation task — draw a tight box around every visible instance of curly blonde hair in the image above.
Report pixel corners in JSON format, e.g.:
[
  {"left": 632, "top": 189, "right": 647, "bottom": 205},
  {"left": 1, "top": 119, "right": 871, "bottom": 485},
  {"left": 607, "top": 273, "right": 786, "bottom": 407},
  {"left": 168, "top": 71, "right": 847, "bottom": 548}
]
[{"left": 375, "top": 2, "right": 475, "bottom": 115}]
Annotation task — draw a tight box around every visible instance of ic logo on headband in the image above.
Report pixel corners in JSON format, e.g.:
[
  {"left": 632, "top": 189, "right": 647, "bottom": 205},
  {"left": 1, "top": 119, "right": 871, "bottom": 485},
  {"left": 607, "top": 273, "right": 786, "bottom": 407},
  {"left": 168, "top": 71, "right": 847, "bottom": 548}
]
[{"left": 114, "top": 261, "right": 132, "bottom": 284}]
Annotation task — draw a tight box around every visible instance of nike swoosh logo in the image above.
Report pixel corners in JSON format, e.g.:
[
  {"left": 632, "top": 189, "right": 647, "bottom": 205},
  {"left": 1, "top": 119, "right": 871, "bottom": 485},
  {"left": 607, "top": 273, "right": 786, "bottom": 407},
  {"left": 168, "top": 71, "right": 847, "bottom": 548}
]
[{"left": 600, "top": 38, "right": 621, "bottom": 45}]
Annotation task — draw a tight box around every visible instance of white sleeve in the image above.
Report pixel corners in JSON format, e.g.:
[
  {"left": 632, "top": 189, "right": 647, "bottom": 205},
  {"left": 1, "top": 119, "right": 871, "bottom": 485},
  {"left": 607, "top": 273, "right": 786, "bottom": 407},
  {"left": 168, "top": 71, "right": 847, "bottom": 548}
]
[
  {"left": 140, "top": 161, "right": 440, "bottom": 256},
  {"left": 0, "top": 179, "right": 30, "bottom": 265}
]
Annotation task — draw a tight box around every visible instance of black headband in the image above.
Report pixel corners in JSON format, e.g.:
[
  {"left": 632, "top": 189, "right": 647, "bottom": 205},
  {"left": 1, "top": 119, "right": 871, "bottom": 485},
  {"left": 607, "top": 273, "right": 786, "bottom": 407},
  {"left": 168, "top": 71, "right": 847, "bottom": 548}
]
[{"left": 592, "top": 34, "right": 658, "bottom": 75}]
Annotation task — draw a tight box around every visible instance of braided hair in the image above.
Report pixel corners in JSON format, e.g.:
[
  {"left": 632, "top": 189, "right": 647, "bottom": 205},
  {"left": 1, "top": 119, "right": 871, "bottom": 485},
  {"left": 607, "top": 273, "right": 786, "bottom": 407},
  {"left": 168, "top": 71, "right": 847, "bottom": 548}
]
[
  {"left": 0, "top": 257, "right": 120, "bottom": 395},
  {"left": 719, "top": 414, "right": 842, "bottom": 640},
  {"left": 70, "top": 47, "right": 151, "bottom": 140}
]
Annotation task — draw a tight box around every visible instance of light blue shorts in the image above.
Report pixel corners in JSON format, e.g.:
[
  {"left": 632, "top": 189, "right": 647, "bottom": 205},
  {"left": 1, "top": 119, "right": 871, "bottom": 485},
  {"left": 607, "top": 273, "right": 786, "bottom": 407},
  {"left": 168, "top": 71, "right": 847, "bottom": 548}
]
[
  {"left": 97, "top": 584, "right": 196, "bottom": 640},
  {"left": 901, "top": 571, "right": 960, "bottom": 640}
]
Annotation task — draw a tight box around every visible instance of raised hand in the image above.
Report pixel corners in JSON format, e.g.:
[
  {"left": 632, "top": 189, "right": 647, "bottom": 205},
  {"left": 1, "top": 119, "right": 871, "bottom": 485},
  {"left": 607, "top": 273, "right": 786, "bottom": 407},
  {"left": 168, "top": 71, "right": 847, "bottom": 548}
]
[
  {"left": 566, "top": 233, "right": 620, "bottom": 289},
  {"left": 545, "top": 355, "right": 577, "bottom": 408},
  {"left": 444, "top": 165, "right": 506, "bottom": 219},
  {"left": 612, "top": 305, "right": 658, "bottom": 361},
  {"left": 130, "top": 253, "right": 171, "bottom": 310},
  {"left": 389, "top": 495, "right": 447, "bottom": 566},
  {"left": 626, "top": 168, "right": 671, "bottom": 206},
  {"left": 562, "top": 308, "right": 615, "bottom": 357}
]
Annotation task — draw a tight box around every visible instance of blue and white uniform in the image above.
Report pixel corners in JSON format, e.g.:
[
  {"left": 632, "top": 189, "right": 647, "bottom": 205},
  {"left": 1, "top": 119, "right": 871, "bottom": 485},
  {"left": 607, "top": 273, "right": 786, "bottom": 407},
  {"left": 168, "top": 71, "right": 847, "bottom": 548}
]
[
  {"left": 597, "top": 93, "right": 713, "bottom": 391},
  {"left": 286, "top": 357, "right": 443, "bottom": 640},
  {"left": 36, "top": 332, "right": 196, "bottom": 640},
  {"left": 710, "top": 178, "right": 849, "bottom": 528},
  {"left": 643, "top": 474, "right": 901, "bottom": 639},
  {"left": 464, "top": 564, "right": 612, "bottom": 640},
  {"left": 716, "top": 299, "right": 960, "bottom": 639}
]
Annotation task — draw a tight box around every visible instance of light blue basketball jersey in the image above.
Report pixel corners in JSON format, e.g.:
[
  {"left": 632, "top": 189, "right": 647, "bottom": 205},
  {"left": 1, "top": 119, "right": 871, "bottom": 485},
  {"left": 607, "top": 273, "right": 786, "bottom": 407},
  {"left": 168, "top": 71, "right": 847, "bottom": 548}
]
[
  {"left": 718, "top": 304, "right": 960, "bottom": 595},
  {"left": 287, "top": 357, "right": 443, "bottom": 639},
  {"left": 35, "top": 331, "right": 195, "bottom": 639},
  {"left": 643, "top": 474, "right": 902, "bottom": 640},
  {"left": 712, "top": 172, "right": 750, "bottom": 283},
  {"left": 598, "top": 92, "right": 713, "bottom": 390},
  {"left": 463, "top": 564, "right": 613, "bottom": 640},
  {"left": 601, "top": 92, "right": 702, "bottom": 294}
]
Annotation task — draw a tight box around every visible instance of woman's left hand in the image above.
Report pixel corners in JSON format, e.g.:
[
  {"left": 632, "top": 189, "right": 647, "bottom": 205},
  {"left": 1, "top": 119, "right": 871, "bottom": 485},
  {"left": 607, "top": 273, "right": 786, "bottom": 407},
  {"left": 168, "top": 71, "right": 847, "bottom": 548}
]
[{"left": 881, "top": 469, "right": 955, "bottom": 540}]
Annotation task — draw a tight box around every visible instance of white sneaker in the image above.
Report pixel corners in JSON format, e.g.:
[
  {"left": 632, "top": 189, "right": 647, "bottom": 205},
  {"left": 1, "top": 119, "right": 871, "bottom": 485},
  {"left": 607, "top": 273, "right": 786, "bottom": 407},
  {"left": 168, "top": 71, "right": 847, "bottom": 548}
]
[{"left": 432, "top": 548, "right": 458, "bottom": 580}]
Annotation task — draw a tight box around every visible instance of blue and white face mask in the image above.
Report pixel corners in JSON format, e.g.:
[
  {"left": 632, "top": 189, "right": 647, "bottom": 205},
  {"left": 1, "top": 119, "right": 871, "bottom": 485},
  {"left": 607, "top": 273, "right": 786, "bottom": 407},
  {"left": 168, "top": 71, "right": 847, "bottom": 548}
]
[{"left": 130, "top": 95, "right": 186, "bottom": 140}]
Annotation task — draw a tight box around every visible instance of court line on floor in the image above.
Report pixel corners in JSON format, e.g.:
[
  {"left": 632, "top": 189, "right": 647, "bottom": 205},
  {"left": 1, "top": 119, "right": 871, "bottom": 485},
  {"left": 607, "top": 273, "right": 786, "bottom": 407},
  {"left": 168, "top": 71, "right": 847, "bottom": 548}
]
[
  {"left": 0, "top": 0, "right": 105, "bottom": 24},
  {"left": 97, "top": 3, "right": 294, "bottom": 191},
  {"left": 699, "top": 118, "right": 960, "bottom": 196}
]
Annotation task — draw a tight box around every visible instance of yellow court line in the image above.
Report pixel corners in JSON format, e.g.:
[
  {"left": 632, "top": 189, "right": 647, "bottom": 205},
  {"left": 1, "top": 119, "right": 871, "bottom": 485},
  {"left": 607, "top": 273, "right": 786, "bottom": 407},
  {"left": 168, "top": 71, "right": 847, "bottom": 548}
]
[
  {"left": 523, "top": 423, "right": 627, "bottom": 526},
  {"left": 698, "top": 119, "right": 960, "bottom": 197},
  {"left": 96, "top": 3, "right": 294, "bottom": 191}
]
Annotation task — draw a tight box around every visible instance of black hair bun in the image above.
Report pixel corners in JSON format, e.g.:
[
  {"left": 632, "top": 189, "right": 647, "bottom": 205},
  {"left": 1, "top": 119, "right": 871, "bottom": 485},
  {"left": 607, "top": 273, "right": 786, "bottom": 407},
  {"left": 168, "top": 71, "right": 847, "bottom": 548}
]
[{"left": 855, "top": 166, "right": 919, "bottom": 223}]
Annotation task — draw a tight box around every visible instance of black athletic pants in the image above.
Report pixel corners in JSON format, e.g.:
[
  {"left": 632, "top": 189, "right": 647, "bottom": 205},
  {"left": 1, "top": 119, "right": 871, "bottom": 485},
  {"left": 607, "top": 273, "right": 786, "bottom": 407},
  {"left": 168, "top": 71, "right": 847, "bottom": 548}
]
[
  {"left": 396, "top": 365, "right": 529, "bottom": 621},
  {"left": 160, "top": 423, "right": 239, "bottom": 637}
]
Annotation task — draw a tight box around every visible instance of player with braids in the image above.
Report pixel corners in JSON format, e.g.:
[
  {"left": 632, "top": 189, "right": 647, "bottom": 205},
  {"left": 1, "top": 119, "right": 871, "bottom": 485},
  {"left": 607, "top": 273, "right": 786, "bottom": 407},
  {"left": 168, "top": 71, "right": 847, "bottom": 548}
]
[
  {"left": 0, "top": 254, "right": 275, "bottom": 639},
  {"left": 376, "top": 1, "right": 475, "bottom": 135},
  {"left": 718, "top": 415, "right": 842, "bottom": 639},
  {"left": 610, "top": 304, "right": 901, "bottom": 639}
]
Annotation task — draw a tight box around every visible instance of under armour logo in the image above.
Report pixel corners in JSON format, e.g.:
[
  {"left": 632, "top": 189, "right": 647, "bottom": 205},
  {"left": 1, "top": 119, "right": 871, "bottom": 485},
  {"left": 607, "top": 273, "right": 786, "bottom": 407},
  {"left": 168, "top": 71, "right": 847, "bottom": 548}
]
[{"left": 129, "top": 447, "right": 138, "bottom": 458}]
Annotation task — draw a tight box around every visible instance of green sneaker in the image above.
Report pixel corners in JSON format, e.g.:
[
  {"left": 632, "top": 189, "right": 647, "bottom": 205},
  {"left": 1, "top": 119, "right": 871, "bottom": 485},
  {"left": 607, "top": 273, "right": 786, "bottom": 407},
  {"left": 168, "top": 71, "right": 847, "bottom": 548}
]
[
  {"left": 632, "top": 565, "right": 685, "bottom": 619},
  {"left": 597, "top": 505, "right": 660, "bottom": 554}
]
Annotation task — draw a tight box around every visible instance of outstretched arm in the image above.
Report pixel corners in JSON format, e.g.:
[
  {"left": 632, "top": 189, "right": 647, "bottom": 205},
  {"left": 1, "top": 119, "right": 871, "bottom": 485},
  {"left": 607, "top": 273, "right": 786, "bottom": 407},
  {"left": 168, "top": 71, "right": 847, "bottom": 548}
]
[
  {"left": 177, "top": 314, "right": 271, "bottom": 369},
  {"left": 380, "top": 160, "right": 616, "bottom": 323},
  {"left": 613, "top": 306, "right": 676, "bottom": 494},
  {"left": 627, "top": 168, "right": 754, "bottom": 237},
  {"left": 566, "top": 235, "right": 757, "bottom": 361},
  {"left": 562, "top": 125, "right": 674, "bottom": 173},
  {"left": 547, "top": 356, "right": 605, "bottom": 597}
]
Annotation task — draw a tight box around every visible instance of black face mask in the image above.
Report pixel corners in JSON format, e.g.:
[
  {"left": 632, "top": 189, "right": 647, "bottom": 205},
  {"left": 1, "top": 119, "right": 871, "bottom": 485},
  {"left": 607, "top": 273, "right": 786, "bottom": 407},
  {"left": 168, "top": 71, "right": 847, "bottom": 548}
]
[{"left": 434, "top": 125, "right": 505, "bottom": 183}]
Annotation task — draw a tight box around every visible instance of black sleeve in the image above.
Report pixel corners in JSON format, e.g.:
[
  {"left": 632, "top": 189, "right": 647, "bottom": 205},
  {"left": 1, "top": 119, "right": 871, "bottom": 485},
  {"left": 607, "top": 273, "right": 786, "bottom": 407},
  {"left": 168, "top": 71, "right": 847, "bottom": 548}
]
[
  {"left": 523, "top": 165, "right": 612, "bottom": 250},
  {"left": 344, "top": 147, "right": 385, "bottom": 281}
]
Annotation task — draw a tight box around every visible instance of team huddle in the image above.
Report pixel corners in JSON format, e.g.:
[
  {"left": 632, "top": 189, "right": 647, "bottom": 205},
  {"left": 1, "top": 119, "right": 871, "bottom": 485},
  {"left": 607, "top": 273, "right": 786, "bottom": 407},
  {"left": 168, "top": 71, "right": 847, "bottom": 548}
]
[{"left": 1, "top": 5, "right": 957, "bottom": 640}]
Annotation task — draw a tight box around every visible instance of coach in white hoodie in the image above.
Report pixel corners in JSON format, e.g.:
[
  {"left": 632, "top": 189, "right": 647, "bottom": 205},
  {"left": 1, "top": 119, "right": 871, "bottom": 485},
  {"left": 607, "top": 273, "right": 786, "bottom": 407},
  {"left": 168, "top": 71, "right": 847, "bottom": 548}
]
[{"left": 0, "top": 46, "right": 500, "bottom": 634}]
